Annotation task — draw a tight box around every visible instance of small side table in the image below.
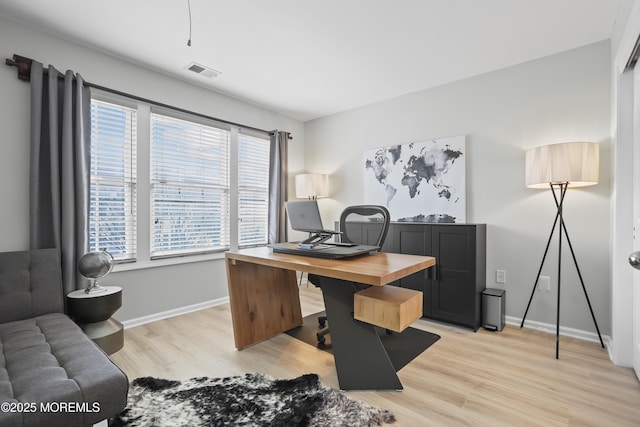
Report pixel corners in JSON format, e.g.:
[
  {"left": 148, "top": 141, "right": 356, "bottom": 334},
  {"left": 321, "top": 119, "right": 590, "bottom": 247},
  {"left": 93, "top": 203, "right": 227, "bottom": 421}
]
[{"left": 67, "top": 286, "right": 124, "bottom": 355}]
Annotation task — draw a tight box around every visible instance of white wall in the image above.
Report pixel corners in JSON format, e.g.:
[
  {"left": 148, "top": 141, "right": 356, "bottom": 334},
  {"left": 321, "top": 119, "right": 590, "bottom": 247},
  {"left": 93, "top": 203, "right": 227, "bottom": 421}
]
[
  {"left": 305, "top": 41, "right": 612, "bottom": 335},
  {"left": 0, "top": 17, "right": 305, "bottom": 322}
]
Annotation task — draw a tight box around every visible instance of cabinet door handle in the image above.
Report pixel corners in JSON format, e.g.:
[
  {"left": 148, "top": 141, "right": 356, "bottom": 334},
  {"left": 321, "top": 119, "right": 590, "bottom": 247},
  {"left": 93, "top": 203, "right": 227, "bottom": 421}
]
[{"left": 429, "top": 265, "right": 437, "bottom": 280}]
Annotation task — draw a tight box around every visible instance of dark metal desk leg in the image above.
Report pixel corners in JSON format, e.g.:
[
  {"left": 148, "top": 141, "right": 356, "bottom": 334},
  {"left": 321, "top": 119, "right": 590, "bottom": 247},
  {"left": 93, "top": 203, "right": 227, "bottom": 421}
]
[{"left": 318, "top": 276, "right": 403, "bottom": 391}]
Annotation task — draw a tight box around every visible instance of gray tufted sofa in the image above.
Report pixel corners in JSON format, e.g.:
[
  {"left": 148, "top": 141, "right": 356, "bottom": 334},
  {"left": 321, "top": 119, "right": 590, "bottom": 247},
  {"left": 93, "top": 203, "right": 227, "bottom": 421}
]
[{"left": 0, "top": 248, "right": 128, "bottom": 427}]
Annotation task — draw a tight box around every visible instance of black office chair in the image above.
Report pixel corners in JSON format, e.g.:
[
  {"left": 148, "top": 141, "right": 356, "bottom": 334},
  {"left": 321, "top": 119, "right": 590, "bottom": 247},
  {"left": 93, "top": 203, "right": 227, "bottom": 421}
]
[{"left": 312, "top": 205, "right": 391, "bottom": 347}]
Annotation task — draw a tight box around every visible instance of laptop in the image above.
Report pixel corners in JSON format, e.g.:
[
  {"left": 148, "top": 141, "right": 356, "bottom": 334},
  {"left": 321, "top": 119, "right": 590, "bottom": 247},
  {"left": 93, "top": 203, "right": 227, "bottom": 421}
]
[
  {"left": 270, "top": 201, "right": 379, "bottom": 259},
  {"left": 284, "top": 200, "right": 339, "bottom": 235}
]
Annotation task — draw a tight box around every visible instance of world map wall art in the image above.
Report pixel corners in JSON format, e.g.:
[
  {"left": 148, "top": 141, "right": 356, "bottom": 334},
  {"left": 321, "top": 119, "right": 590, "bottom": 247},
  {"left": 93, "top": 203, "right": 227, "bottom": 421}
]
[{"left": 364, "top": 135, "right": 466, "bottom": 223}]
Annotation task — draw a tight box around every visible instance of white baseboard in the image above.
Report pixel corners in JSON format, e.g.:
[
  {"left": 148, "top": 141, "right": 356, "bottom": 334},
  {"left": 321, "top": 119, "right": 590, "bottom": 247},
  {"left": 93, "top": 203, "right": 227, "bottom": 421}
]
[
  {"left": 121, "top": 297, "right": 230, "bottom": 329},
  {"left": 505, "top": 315, "right": 611, "bottom": 348}
]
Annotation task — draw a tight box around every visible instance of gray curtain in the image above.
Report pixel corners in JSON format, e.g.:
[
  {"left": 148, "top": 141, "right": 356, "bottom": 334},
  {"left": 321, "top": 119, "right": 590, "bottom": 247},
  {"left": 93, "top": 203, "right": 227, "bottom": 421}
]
[
  {"left": 30, "top": 61, "right": 91, "bottom": 294},
  {"left": 268, "top": 131, "right": 289, "bottom": 244}
]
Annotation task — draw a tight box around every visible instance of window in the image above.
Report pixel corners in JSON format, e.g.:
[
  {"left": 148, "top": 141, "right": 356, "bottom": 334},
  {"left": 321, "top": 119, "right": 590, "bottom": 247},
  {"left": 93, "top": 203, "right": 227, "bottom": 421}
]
[
  {"left": 89, "top": 94, "right": 271, "bottom": 266},
  {"left": 150, "top": 112, "right": 231, "bottom": 257},
  {"left": 238, "top": 132, "right": 270, "bottom": 247},
  {"left": 89, "top": 99, "right": 137, "bottom": 261}
]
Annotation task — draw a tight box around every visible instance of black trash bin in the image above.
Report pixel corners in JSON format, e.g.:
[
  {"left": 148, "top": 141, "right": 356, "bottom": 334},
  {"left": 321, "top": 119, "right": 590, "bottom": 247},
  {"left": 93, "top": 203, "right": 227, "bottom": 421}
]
[{"left": 482, "top": 288, "right": 505, "bottom": 331}]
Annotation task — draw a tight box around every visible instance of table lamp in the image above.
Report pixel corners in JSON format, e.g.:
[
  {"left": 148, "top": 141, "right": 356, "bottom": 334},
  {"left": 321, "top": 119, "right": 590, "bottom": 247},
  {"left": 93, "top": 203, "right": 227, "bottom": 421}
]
[
  {"left": 295, "top": 173, "right": 329, "bottom": 200},
  {"left": 520, "top": 141, "right": 604, "bottom": 358}
]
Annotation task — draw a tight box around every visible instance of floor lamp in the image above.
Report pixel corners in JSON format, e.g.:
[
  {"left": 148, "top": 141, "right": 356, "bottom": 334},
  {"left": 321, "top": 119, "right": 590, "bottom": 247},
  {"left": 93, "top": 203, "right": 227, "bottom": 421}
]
[{"left": 520, "top": 141, "right": 605, "bottom": 359}]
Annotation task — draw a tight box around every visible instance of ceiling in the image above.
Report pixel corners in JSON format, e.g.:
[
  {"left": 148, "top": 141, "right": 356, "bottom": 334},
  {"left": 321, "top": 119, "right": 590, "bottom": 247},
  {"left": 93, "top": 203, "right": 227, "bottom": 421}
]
[{"left": 0, "top": 0, "right": 623, "bottom": 121}]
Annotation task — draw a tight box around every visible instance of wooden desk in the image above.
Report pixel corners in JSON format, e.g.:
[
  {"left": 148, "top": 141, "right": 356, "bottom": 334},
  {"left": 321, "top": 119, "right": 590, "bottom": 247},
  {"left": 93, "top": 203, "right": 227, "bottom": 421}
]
[{"left": 225, "top": 246, "right": 435, "bottom": 390}]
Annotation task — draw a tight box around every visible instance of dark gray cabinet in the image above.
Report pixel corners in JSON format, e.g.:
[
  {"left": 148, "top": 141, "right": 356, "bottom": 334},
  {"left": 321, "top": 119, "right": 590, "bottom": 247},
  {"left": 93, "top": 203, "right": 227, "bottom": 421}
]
[{"left": 347, "top": 222, "right": 486, "bottom": 330}]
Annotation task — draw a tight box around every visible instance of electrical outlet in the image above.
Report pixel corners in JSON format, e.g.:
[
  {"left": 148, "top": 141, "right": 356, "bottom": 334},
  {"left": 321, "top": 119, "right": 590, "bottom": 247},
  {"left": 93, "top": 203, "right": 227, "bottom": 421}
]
[
  {"left": 538, "top": 276, "right": 550, "bottom": 292},
  {"left": 496, "top": 270, "right": 506, "bottom": 284}
]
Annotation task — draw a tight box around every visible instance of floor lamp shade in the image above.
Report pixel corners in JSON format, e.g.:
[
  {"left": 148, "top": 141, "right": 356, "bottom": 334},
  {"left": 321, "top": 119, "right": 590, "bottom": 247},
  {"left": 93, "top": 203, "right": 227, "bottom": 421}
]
[
  {"left": 295, "top": 173, "right": 329, "bottom": 199},
  {"left": 525, "top": 142, "right": 599, "bottom": 188}
]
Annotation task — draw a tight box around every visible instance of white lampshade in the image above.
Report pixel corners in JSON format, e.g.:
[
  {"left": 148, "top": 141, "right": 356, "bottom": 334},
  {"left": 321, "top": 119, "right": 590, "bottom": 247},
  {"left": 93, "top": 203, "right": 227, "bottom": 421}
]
[
  {"left": 295, "top": 173, "right": 329, "bottom": 199},
  {"left": 525, "top": 142, "right": 599, "bottom": 189}
]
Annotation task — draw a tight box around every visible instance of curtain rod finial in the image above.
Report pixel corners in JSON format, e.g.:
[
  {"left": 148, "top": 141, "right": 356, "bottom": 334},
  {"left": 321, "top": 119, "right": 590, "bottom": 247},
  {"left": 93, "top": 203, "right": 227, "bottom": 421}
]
[{"left": 5, "top": 54, "right": 33, "bottom": 82}]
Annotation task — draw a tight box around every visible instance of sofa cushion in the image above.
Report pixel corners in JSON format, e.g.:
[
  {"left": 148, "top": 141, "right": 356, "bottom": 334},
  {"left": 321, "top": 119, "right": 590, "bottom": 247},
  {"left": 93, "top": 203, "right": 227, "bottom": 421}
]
[
  {"left": 0, "top": 249, "right": 64, "bottom": 323},
  {"left": 0, "top": 313, "right": 128, "bottom": 427}
]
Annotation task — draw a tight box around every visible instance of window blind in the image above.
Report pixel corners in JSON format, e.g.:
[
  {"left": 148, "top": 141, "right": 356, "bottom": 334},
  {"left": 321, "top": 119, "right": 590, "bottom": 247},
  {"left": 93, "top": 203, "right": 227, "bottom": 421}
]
[
  {"left": 89, "top": 99, "right": 137, "bottom": 261},
  {"left": 238, "top": 132, "right": 270, "bottom": 247},
  {"left": 150, "top": 112, "right": 231, "bottom": 257}
]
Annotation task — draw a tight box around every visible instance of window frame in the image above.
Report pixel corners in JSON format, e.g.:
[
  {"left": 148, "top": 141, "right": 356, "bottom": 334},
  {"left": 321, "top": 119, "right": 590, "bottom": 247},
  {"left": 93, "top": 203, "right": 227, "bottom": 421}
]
[
  {"left": 149, "top": 107, "right": 232, "bottom": 258},
  {"left": 238, "top": 129, "right": 271, "bottom": 249},
  {"left": 89, "top": 93, "right": 139, "bottom": 262}
]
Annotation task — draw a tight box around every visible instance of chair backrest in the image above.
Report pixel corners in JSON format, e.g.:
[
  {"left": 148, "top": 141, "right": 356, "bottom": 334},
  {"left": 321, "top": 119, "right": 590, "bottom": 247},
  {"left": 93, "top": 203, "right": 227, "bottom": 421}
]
[
  {"left": 0, "top": 248, "right": 64, "bottom": 323},
  {"left": 339, "top": 205, "right": 390, "bottom": 250}
]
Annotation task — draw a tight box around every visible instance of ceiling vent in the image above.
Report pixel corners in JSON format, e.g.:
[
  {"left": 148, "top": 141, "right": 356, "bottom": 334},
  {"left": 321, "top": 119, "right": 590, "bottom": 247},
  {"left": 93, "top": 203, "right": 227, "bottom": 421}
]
[{"left": 184, "top": 62, "right": 221, "bottom": 78}]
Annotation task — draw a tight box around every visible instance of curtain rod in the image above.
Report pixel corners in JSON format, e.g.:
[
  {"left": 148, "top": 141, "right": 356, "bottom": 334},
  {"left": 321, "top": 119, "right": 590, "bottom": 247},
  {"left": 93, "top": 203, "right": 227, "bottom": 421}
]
[{"left": 5, "top": 54, "right": 292, "bottom": 139}]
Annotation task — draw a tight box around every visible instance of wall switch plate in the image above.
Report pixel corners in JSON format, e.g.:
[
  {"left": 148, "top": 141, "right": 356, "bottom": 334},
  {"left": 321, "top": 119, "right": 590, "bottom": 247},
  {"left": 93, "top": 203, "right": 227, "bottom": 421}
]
[
  {"left": 538, "top": 276, "right": 551, "bottom": 292},
  {"left": 496, "top": 270, "right": 506, "bottom": 284}
]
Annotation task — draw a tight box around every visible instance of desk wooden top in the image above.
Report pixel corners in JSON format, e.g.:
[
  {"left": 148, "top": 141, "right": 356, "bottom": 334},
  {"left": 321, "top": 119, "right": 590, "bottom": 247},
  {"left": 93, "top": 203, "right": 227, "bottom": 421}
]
[{"left": 225, "top": 246, "right": 435, "bottom": 286}]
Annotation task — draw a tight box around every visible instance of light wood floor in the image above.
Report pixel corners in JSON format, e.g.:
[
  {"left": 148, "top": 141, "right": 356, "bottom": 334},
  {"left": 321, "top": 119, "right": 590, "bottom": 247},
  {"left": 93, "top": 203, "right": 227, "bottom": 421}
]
[{"left": 110, "top": 285, "right": 640, "bottom": 426}]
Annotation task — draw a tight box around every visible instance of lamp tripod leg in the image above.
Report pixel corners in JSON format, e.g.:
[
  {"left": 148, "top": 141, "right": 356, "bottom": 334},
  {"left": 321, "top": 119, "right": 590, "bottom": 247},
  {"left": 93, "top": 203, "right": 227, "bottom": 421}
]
[
  {"left": 559, "top": 218, "right": 605, "bottom": 349},
  {"left": 556, "top": 204, "right": 563, "bottom": 359},
  {"left": 553, "top": 183, "right": 569, "bottom": 359},
  {"left": 520, "top": 212, "right": 560, "bottom": 328}
]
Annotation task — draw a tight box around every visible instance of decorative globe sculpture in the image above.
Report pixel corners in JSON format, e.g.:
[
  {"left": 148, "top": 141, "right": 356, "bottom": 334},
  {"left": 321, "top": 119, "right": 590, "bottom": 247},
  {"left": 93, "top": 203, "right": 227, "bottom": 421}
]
[{"left": 78, "top": 250, "right": 114, "bottom": 293}]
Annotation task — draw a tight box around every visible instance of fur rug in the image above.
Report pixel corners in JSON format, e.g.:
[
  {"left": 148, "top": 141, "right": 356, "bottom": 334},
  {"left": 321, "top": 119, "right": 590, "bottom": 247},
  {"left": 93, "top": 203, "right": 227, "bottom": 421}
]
[{"left": 110, "top": 373, "right": 395, "bottom": 427}]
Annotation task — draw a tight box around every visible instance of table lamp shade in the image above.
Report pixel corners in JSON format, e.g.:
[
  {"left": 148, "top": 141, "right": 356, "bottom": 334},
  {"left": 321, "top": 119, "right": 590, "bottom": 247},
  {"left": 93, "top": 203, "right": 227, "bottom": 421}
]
[
  {"left": 525, "top": 141, "right": 599, "bottom": 189},
  {"left": 295, "top": 173, "right": 329, "bottom": 199}
]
